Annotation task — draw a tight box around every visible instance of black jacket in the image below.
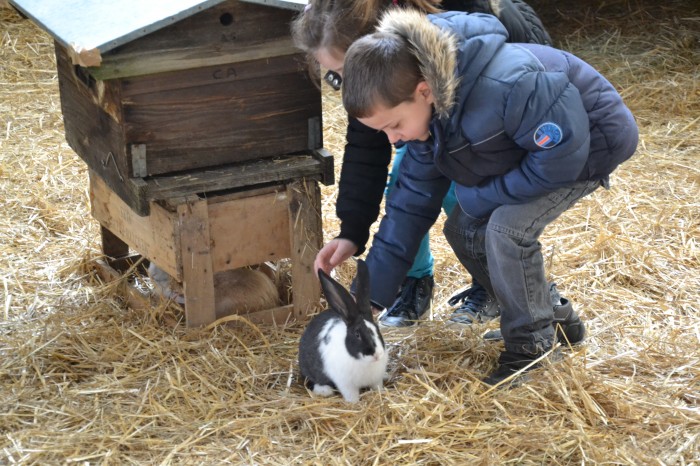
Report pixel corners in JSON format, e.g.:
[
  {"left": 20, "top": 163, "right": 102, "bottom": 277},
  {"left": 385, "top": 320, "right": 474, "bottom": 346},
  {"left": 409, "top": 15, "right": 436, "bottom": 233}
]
[{"left": 336, "top": 0, "right": 552, "bottom": 253}]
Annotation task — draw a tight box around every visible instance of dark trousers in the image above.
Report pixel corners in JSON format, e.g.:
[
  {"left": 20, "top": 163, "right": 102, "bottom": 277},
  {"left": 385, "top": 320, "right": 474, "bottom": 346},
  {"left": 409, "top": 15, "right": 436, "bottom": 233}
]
[{"left": 443, "top": 179, "right": 603, "bottom": 355}]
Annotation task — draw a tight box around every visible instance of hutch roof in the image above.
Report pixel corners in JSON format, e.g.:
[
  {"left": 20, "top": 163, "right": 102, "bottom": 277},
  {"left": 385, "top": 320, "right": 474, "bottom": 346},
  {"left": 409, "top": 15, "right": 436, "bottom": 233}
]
[{"left": 10, "top": 0, "right": 306, "bottom": 66}]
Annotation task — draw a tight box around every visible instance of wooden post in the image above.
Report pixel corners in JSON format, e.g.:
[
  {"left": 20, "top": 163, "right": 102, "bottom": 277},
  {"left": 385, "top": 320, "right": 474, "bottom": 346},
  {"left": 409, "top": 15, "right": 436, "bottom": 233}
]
[
  {"left": 101, "top": 226, "right": 129, "bottom": 260},
  {"left": 287, "top": 179, "right": 322, "bottom": 318},
  {"left": 177, "top": 195, "right": 216, "bottom": 327}
]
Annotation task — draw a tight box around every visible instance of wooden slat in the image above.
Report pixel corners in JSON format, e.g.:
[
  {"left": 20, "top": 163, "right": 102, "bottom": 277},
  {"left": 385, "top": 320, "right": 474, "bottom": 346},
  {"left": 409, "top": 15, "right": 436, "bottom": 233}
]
[
  {"left": 92, "top": 40, "right": 299, "bottom": 80},
  {"left": 119, "top": 52, "right": 306, "bottom": 97},
  {"left": 178, "top": 196, "right": 217, "bottom": 327},
  {"left": 287, "top": 179, "right": 322, "bottom": 318},
  {"left": 145, "top": 156, "right": 325, "bottom": 201},
  {"left": 208, "top": 189, "right": 291, "bottom": 272},
  {"left": 89, "top": 171, "right": 179, "bottom": 278}
]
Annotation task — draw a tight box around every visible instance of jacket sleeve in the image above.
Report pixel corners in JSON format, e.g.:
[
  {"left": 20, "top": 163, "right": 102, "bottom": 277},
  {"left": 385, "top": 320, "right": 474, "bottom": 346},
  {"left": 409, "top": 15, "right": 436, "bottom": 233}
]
[
  {"left": 364, "top": 147, "right": 451, "bottom": 308},
  {"left": 335, "top": 116, "right": 392, "bottom": 255},
  {"left": 459, "top": 71, "right": 591, "bottom": 218}
]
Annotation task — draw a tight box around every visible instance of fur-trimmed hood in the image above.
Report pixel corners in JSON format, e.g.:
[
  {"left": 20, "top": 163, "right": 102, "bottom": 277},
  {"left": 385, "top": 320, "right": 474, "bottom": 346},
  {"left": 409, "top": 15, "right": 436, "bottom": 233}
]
[{"left": 376, "top": 9, "right": 509, "bottom": 120}]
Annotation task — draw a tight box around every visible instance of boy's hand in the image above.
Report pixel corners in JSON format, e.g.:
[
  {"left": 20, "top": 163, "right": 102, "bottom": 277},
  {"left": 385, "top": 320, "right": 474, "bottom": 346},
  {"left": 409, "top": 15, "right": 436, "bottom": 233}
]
[{"left": 314, "top": 238, "right": 358, "bottom": 275}]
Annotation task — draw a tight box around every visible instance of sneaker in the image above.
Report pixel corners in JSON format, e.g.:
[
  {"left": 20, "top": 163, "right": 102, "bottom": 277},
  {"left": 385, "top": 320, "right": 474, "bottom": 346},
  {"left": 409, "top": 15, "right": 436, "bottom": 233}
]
[
  {"left": 552, "top": 296, "right": 585, "bottom": 345},
  {"left": 379, "top": 275, "right": 434, "bottom": 327},
  {"left": 482, "top": 350, "right": 542, "bottom": 386},
  {"left": 448, "top": 282, "right": 499, "bottom": 325},
  {"left": 483, "top": 283, "right": 586, "bottom": 345},
  {"left": 547, "top": 283, "right": 586, "bottom": 344}
]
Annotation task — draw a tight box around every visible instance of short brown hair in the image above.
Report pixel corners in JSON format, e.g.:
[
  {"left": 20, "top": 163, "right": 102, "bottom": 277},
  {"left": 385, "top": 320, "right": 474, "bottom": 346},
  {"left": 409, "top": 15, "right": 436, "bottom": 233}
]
[{"left": 342, "top": 32, "right": 423, "bottom": 118}]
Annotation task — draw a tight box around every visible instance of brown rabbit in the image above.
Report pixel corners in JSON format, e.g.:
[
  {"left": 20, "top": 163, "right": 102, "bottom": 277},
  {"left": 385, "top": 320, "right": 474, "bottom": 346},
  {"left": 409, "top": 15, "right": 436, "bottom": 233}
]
[{"left": 147, "top": 262, "right": 280, "bottom": 317}]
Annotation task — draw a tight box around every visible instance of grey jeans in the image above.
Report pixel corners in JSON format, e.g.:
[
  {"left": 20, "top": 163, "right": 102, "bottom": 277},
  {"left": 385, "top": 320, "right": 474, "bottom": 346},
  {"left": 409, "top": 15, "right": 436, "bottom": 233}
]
[{"left": 443, "top": 179, "right": 604, "bottom": 355}]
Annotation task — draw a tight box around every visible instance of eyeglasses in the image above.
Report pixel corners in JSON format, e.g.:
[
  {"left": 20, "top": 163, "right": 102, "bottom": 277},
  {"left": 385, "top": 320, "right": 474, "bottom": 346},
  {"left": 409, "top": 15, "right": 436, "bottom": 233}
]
[{"left": 324, "top": 70, "right": 342, "bottom": 91}]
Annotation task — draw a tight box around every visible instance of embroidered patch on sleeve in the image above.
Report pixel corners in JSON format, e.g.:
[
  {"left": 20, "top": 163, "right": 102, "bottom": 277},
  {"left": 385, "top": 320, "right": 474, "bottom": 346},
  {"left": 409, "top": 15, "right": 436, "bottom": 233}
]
[{"left": 533, "top": 122, "right": 563, "bottom": 149}]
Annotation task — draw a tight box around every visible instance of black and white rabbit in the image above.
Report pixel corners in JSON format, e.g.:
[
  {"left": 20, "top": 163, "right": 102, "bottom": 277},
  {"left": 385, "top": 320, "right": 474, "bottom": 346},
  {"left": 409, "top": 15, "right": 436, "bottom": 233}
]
[{"left": 298, "top": 259, "right": 388, "bottom": 403}]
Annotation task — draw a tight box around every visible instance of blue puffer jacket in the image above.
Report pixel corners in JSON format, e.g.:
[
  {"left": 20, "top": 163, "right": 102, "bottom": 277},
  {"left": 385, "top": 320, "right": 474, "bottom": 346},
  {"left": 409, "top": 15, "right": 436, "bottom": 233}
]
[{"left": 363, "top": 10, "right": 638, "bottom": 308}]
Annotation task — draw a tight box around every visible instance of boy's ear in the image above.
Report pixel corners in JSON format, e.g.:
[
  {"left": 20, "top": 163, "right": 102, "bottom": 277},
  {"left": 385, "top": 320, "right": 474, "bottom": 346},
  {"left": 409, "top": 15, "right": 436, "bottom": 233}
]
[
  {"left": 416, "top": 81, "right": 434, "bottom": 104},
  {"left": 415, "top": 81, "right": 434, "bottom": 104}
]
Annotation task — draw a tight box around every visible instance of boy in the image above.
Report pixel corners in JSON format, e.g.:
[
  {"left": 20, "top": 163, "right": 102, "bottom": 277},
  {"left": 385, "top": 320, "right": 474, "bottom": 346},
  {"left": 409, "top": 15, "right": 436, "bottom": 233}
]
[{"left": 333, "top": 9, "right": 638, "bottom": 385}]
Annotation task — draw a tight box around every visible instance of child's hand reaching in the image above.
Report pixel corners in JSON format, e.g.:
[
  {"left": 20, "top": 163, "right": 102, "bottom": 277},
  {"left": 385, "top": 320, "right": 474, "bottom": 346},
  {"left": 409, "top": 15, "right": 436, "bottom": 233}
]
[{"left": 314, "top": 238, "right": 358, "bottom": 275}]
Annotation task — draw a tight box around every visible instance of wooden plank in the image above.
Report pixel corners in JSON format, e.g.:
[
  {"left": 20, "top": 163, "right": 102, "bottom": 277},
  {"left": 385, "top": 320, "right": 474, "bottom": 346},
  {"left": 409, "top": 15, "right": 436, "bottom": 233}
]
[
  {"left": 89, "top": 1, "right": 298, "bottom": 80},
  {"left": 121, "top": 63, "right": 321, "bottom": 175},
  {"left": 89, "top": 171, "right": 180, "bottom": 278},
  {"left": 208, "top": 190, "right": 291, "bottom": 272},
  {"left": 287, "top": 179, "right": 322, "bottom": 318},
  {"left": 119, "top": 52, "right": 306, "bottom": 97},
  {"left": 178, "top": 196, "right": 217, "bottom": 327},
  {"left": 205, "top": 185, "right": 283, "bottom": 204},
  {"left": 145, "top": 156, "right": 325, "bottom": 201},
  {"left": 92, "top": 39, "right": 299, "bottom": 80}
]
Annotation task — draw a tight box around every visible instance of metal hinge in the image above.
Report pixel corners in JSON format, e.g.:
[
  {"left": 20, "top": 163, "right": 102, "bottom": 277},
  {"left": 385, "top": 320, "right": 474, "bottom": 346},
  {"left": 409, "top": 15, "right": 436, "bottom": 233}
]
[
  {"left": 307, "top": 117, "right": 322, "bottom": 150},
  {"left": 131, "top": 144, "right": 147, "bottom": 178}
]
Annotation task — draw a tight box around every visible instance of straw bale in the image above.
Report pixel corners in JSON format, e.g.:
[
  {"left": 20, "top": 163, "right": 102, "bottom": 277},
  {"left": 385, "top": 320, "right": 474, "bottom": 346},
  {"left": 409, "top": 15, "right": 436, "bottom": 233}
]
[{"left": 1, "top": 0, "right": 699, "bottom": 464}]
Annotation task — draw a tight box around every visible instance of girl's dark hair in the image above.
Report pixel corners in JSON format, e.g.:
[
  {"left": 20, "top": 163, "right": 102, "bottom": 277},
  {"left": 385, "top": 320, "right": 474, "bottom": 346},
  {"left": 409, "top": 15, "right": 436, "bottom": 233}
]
[
  {"left": 291, "top": 0, "right": 440, "bottom": 81},
  {"left": 342, "top": 31, "right": 422, "bottom": 118}
]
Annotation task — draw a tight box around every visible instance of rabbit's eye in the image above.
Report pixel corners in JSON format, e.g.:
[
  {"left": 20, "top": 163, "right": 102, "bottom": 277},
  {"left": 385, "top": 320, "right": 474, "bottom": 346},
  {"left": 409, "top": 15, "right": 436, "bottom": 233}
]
[{"left": 355, "top": 329, "right": 361, "bottom": 339}]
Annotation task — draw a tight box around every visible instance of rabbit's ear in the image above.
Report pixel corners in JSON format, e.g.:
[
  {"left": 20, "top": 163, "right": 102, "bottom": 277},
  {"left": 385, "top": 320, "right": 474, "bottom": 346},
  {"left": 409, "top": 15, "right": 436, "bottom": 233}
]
[
  {"left": 318, "top": 268, "right": 357, "bottom": 322},
  {"left": 354, "top": 259, "right": 372, "bottom": 319}
]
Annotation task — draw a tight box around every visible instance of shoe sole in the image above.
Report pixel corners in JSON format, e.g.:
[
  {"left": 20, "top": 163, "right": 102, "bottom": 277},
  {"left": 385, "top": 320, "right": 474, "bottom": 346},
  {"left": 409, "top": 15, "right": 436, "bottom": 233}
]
[
  {"left": 379, "top": 319, "right": 420, "bottom": 328},
  {"left": 378, "top": 306, "right": 432, "bottom": 329}
]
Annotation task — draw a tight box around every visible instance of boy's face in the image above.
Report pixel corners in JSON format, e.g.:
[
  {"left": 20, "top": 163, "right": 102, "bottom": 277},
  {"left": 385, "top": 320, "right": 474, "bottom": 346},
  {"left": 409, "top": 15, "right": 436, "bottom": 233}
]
[{"left": 358, "top": 82, "right": 434, "bottom": 144}]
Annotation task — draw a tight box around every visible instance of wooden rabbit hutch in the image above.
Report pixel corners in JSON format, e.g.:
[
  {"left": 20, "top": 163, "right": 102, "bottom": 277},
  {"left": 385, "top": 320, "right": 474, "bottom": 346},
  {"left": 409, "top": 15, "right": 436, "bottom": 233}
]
[{"left": 12, "top": 0, "right": 331, "bottom": 326}]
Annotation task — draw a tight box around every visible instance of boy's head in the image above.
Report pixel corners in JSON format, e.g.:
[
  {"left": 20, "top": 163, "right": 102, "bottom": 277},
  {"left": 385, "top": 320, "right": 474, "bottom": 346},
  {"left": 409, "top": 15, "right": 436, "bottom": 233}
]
[{"left": 343, "top": 31, "right": 434, "bottom": 144}]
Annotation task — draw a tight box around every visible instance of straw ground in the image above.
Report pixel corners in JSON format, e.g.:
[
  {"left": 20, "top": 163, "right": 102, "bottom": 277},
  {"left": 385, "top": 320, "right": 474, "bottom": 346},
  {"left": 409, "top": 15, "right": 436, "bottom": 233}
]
[{"left": 1, "top": 0, "right": 698, "bottom": 464}]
